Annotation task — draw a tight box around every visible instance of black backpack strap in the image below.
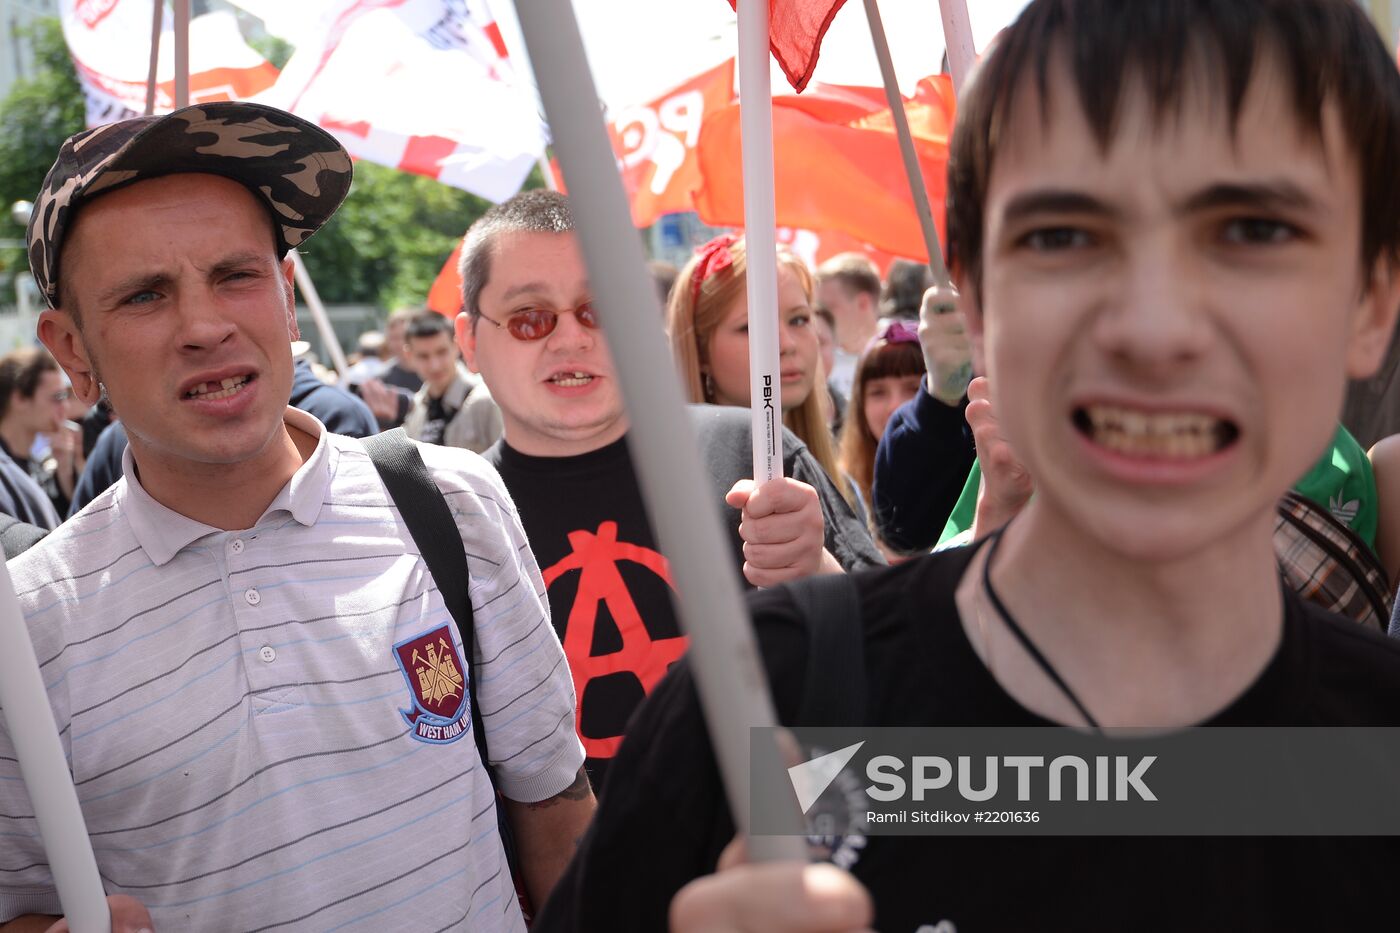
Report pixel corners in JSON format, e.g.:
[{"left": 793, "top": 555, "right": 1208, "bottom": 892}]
[
  {"left": 362, "top": 429, "right": 487, "bottom": 760},
  {"left": 364, "top": 429, "right": 531, "bottom": 911},
  {"left": 789, "top": 573, "right": 867, "bottom": 727}
]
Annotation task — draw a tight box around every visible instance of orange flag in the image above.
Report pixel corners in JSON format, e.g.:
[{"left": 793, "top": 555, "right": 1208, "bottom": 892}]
[
  {"left": 693, "top": 74, "right": 954, "bottom": 262},
  {"left": 611, "top": 58, "right": 736, "bottom": 227},
  {"left": 553, "top": 59, "right": 736, "bottom": 227}
]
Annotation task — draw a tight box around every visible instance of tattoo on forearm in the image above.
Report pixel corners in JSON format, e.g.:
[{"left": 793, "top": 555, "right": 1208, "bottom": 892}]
[{"left": 524, "top": 767, "right": 592, "bottom": 809}]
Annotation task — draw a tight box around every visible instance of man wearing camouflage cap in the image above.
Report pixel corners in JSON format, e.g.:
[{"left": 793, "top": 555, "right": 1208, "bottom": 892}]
[{"left": 0, "top": 102, "right": 592, "bottom": 932}]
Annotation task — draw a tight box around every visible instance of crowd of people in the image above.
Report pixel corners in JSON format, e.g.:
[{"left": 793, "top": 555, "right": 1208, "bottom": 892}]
[{"left": 6, "top": 0, "right": 1400, "bottom": 929}]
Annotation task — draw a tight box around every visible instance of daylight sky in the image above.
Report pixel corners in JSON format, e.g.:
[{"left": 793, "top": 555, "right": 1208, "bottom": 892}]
[{"left": 492, "top": 0, "right": 1034, "bottom": 109}]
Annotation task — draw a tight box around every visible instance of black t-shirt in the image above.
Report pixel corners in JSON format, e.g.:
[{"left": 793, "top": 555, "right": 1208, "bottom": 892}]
[
  {"left": 485, "top": 406, "right": 882, "bottom": 791},
  {"left": 486, "top": 435, "right": 684, "bottom": 791},
  {"left": 417, "top": 394, "right": 454, "bottom": 446},
  {"left": 535, "top": 544, "right": 1400, "bottom": 932}
]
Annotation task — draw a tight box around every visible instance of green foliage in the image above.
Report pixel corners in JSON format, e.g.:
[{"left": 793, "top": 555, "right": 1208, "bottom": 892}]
[
  {"left": 0, "top": 18, "right": 85, "bottom": 292},
  {"left": 299, "top": 162, "right": 547, "bottom": 311},
  {"left": 297, "top": 162, "right": 490, "bottom": 309}
]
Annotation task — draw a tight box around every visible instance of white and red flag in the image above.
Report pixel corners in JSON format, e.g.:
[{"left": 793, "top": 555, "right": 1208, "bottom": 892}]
[
  {"left": 60, "top": 0, "right": 279, "bottom": 127},
  {"left": 238, "top": 0, "right": 546, "bottom": 202}
]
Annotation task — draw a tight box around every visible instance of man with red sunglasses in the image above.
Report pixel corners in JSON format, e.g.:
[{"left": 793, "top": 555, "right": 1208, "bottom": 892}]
[{"left": 456, "top": 190, "right": 882, "bottom": 792}]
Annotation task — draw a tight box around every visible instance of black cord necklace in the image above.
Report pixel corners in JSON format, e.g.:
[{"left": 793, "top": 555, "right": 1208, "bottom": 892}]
[{"left": 980, "top": 526, "right": 1102, "bottom": 731}]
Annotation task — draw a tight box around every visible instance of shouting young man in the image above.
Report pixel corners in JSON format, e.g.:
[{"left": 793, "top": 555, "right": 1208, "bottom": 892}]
[{"left": 534, "top": 2, "right": 1400, "bottom": 930}]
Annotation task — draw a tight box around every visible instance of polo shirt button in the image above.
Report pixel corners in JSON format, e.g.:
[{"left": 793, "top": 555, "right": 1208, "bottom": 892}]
[
  {"left": 259, "top": 645, "right": 276, "bottom": 663},
  {"left": 244, "top": 588, "right": 261, "bottom": 606},
  {"left": 231, "top": 539, "right": 245, "bottom": 555}
]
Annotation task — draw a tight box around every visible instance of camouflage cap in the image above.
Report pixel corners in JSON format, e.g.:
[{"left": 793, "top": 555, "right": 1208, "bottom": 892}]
[{"left": 26, "top": 101, "right": 353, "bottom": 309}]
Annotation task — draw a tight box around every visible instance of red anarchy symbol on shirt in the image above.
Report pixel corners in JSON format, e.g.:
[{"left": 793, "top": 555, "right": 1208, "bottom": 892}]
[{"left": 542, "top": 521, "right": 687, "bottom": 759}]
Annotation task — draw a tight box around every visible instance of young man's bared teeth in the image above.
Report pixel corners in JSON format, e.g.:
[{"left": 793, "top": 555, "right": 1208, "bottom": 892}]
[{"left": 1088, "top": 408, "right": 1230, "bottom": 459}]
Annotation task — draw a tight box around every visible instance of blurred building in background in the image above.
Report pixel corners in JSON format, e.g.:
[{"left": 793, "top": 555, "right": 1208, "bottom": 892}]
[{"left": 0, "top": 0, "right": 58, "bottom": 100}]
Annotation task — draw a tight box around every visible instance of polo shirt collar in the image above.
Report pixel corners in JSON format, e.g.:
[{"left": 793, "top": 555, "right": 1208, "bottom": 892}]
[{"left": 118, "top": 407, "right": 332, "bottom": 566}]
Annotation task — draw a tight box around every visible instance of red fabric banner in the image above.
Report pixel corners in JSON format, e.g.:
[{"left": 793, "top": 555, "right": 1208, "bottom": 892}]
[
  {"left": 726, "top": 0, "right": 850, "bottom": 93},
  {"left": 693, "top": 75, "right": 954, "bottom": 262}
]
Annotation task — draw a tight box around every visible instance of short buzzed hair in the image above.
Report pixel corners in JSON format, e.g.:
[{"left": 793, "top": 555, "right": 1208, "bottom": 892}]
[
  {"left": 458, "top": 189, "right": 575, "bottom": 322},
  {"left": 815, "top": 253, "right": 881, "bottom": 301}
]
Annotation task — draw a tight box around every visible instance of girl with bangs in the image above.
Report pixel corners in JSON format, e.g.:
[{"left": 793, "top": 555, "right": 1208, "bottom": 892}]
[
  {"left": 837, "top": 320, "right": 925, "bottom": 523},
  {"left": 667, "top": 234, "right": 854, "bottom": 506}
]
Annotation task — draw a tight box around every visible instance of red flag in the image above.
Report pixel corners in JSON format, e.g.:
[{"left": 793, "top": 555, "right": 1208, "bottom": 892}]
[
  {"left": 727, "top": 0, "right": 849, "bottom": 93},
  {"left": 426, "top": 242, "right": 464, "bottom": 317},
  {"left": 693, "top": 74, "right": 954, "bottom": 262},
  {"left": 551, "top": 59, "right": 735, "bottom": 227}
]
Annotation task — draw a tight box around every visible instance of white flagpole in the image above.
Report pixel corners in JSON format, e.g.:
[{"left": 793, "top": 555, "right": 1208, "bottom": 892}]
[
  {"left": 291, "top": 253, "right": 351, "bottom": 380},
  {"left": 939, "top": 0, "right": 977, "bottom": 92},
  {"left": 737, "top": 0, "right": 784, "bottom": 486},
  {"left": 0, "top": 562, "right": 110, "bottom": 933},
  {"left": 862, "top": 0, "right": 951, "bottom": 287},
  {"left": 509, "top": 0, "right": 808, "bottom": 862},
  {"left": 173, "top": 0, "right": 190, "bottom": 108},
  {"left": 144, "top": 0, "right": 164, "bottom": 116}
]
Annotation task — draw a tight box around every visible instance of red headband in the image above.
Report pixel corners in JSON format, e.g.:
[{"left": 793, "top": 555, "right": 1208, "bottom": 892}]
[{"left": 690, "top": 233, "right": 738, "bottom": 305}]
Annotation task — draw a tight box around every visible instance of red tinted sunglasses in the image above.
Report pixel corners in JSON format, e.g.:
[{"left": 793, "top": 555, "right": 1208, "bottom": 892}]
[{"left": 478, "top": 302, "right": 600, "bottom": 341}]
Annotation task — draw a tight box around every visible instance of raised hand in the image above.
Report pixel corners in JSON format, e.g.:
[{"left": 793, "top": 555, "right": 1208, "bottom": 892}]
[{"left": 918, "top": 284, "right": 973, "bottom": 406}]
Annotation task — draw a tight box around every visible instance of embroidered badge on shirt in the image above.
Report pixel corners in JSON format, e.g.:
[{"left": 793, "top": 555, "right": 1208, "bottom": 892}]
[{"left": 393, "top": 624, "right": 471, "bottom": 744}]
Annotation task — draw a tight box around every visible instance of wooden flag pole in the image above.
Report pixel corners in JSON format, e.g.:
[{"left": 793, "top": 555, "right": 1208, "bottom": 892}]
[
  {"left": 173, "top": 0, "right": 190, "bottom": 108},
  {"left": 0, "top": 561, "right": 110, "bottom": 933},
  {"left": 537, "top": 156, "right": 560, "bottom": 192},
  {"left": 736, "top": 0, "right": 785, "bottom": 486},
  {"left": 144, "top": 0, "right": 163, "bottom": 116},
  {"left": 291, "top": 253, "right": 351, "bottom": 381},
  {"left": 862, "top": 0, "right": 951, "bottom": 287},
  {"left": 510, "top": 0, "right": 808, "bottom": 862}
]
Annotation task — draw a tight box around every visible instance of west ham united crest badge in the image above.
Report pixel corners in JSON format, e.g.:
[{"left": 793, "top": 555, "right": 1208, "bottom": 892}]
[{"left": 393, "top": 625, "right": 470, "bottom": 744}]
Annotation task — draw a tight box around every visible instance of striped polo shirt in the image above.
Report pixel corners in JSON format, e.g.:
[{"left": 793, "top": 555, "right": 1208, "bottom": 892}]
[{"left": 0, "top": 408, "right": 583, "bottom": 931}]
